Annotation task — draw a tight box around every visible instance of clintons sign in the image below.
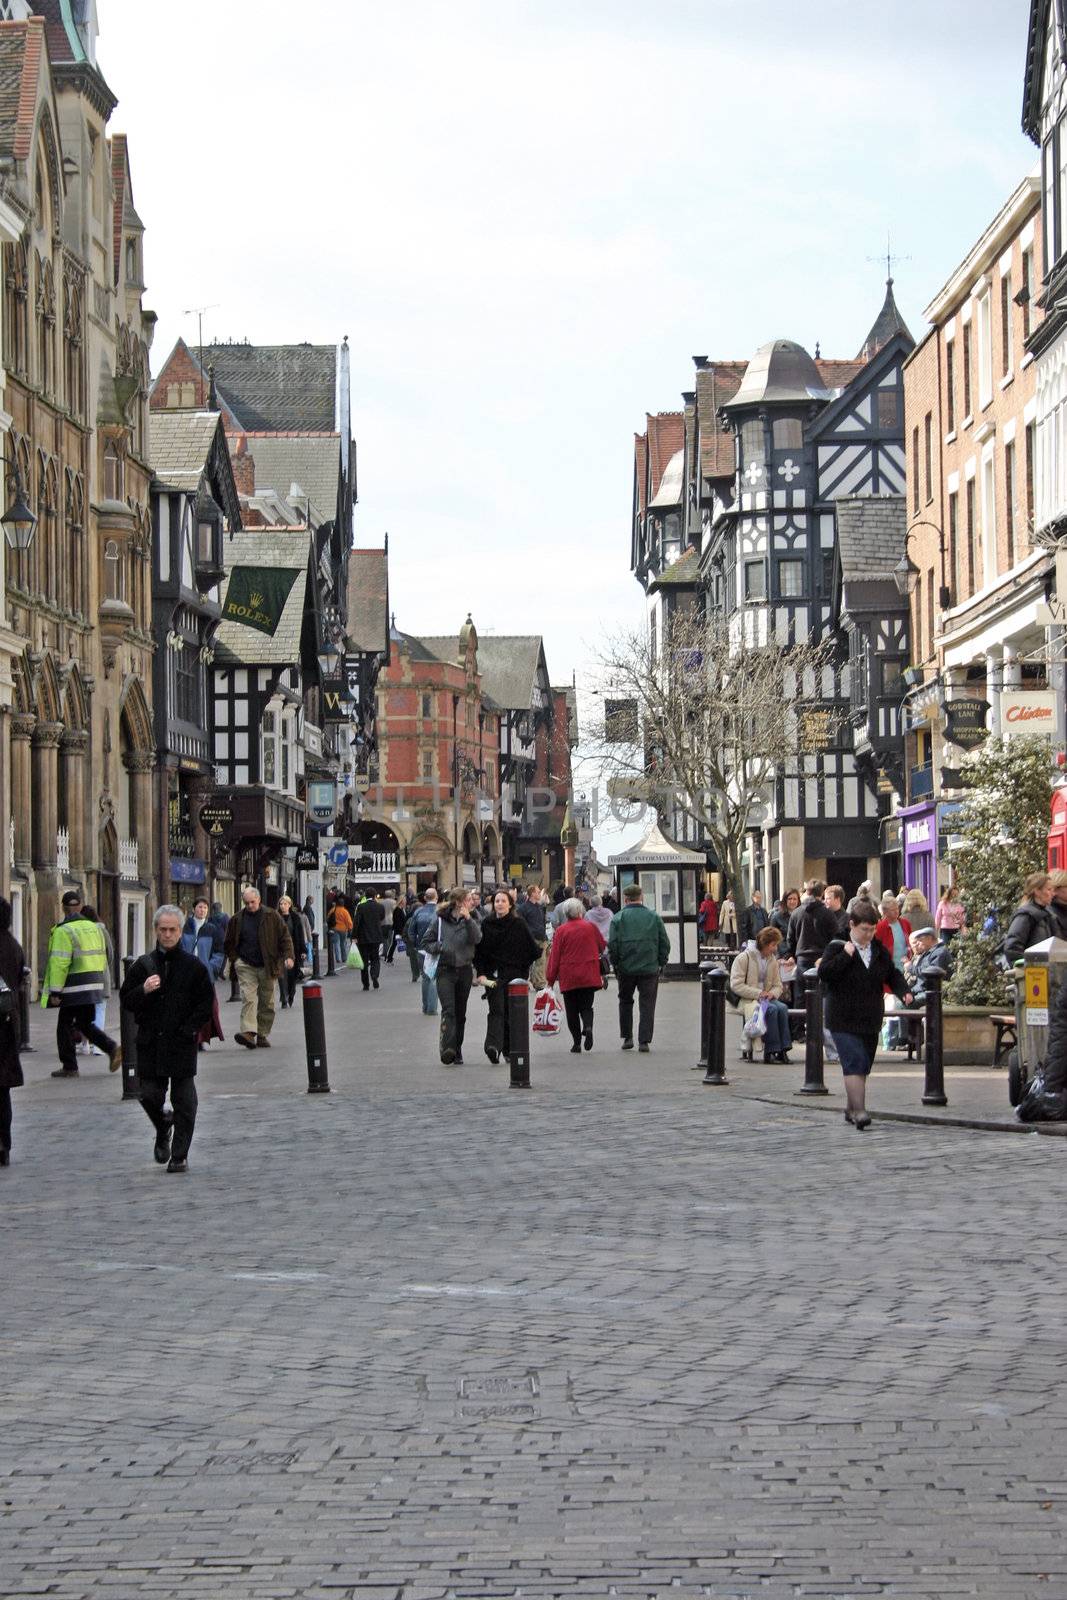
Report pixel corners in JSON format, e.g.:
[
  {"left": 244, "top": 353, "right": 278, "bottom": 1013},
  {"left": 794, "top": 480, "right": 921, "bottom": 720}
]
[{"left": 1001, "top": 690, "right": 1058, "bottom": 738}]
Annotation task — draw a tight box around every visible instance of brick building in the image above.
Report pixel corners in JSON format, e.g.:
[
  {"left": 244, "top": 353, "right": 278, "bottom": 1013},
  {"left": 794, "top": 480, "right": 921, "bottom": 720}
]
[{"left": 900, "top": 173, "right": 1046, "bottom": 899}]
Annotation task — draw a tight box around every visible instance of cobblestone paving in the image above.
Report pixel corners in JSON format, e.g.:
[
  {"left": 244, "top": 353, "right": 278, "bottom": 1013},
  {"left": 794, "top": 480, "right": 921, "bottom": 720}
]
[{"left": 2, "top": 968, "right": 1065, "bottom": 1598}]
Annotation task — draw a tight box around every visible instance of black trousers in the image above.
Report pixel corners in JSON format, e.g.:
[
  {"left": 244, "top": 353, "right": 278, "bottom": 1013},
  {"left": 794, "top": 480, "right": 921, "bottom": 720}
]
[
  {"left": 281, "top": 965, "right": 300, "bottom": 1007},
  {"left": 140, "top": 1076, "right": 198, "bottom": 1161},
  {"left": 562, "top": 986, "right": 596, "bottom": 1046},
  {"left": 437, "top": 965, "right": 472, "bottom": 1057},
  {"left": 358, "top": 941, "right": 381, "bottom": 989},
  {"left": 484, "top": 980, "right": 514, "bottom": 1056},
  {"left": 616, "top": 972, "right": 660, "bottom": 1045},
  {"left": 57, "top": 1004, "right": 116, "bottom": 1072},
  {"left": 0, "top": 1085, "right": 11, "bottom": 1151}
]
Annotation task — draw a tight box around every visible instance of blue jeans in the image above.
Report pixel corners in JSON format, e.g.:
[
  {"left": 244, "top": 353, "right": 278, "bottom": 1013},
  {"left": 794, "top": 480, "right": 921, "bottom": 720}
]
[{"left": 760, "top": 998, "right": 791, "bottom": 1053}]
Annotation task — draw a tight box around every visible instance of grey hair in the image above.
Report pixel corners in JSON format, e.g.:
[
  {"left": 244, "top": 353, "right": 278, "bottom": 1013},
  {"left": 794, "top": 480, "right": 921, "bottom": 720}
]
[
  {"left": 154, "top": 903, "right": 183, "bottom": 927},
  {"left": 562, "top": 897, "right": 584, "bottom": 920},
  {"left": 588, "top": 894, "right": 602, "bottom": 908}
]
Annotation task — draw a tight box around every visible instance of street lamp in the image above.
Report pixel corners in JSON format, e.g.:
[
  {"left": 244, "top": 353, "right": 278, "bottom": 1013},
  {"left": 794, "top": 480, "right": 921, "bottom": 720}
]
[
  {"left": 894, "top": 519, "right": 951, "bottom": 611},
  {"left": 317, "top": 637, "right": 340, "bottom": 681},
  {"left": 1, "top": 447, "right": 36, "bottom": 551}
]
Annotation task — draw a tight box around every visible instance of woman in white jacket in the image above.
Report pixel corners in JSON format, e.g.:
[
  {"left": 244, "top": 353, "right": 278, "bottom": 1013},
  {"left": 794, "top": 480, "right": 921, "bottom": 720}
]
[
  {"left": 719, "top": 891, "right": 738, "bottom": 949},
  {"left": 729, "top": 926, "right": 792, "bottom": 1062}
]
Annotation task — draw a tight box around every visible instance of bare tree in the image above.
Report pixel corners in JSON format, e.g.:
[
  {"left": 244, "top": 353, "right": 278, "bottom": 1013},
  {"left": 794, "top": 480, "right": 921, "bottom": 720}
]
[{"left": 590, "top": 609, "right": 836, "bottom": 891}]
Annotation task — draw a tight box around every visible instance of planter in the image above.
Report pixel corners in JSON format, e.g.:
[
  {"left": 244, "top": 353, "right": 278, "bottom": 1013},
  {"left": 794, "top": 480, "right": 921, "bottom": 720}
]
[{"left": 941, "top": 1004, "right": 1004, "bottom": 1066}]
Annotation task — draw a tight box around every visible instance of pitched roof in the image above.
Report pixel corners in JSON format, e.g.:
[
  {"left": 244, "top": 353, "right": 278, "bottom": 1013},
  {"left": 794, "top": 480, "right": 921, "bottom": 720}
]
[
  {"left": 240, "top": 432, "right": 340, "bottom": 527},
  {"left": 474, "top": 636, "right": 546, "bottom": 711},
  {"left": 148, "top": 410, "right": 223, "bottom": 489},
  {"left": 648, "top": 547, "right": 699, "bottom": 591},
  {"left": 346, "top": 547, "right": 388, "bottom": 656},
  {"left": 836, "top": 495, "right": 907, "bottom": 581},
  {"left": 856, "top": 278, "right": 914, "bottom": 362},
  {"left": 646, "top": 412, "right": 684, "bottom": 496},
  {"left": 213, "top": 528, "right": 312, "bottom": 666},
  {"left": 391, "top": 628, "right": 442, "bottom": 665},
  {"left": 815, "top": 358, "right": 865, "bottom": 391},
  {"left": 417, "top": 634, "right": 461, "bottom": 665},
  {"left": 200, "top": 342, "right": 337, "bottom": 433},
  {"left": 695, "top": 361, "right": 747, "bottom": 479},
  {"left": 0, "top": 22, "right": 30, "bottom": 164},
  {"left": 1023, "top": 0, "right": 1062, "bottom": 142},
  {"left": 27, "top": 0, "right": 78, "bottom": 63}
]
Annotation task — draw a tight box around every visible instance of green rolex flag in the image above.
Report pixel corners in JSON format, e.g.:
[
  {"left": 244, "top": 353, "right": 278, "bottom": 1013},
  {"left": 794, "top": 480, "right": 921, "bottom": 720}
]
[{"left": 222, "top": 566, "right": 302, "bottom": 636}]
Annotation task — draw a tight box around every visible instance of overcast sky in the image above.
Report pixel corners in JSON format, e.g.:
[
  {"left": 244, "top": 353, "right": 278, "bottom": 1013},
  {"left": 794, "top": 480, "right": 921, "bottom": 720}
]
[{"left": 99, "top": 0, "right": 1035, "bottom": 856}]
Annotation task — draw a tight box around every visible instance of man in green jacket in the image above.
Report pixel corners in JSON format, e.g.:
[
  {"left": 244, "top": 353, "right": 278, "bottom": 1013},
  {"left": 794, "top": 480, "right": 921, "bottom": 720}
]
[
  {"left": 41, "top": 889, "right": 121, "bottom": 1078},
  {"left": 608, "top": 883, "right": 671, "bottom": 1053}
]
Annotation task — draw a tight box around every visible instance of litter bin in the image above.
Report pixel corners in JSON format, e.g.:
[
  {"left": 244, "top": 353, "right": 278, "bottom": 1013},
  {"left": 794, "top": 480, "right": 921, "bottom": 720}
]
[{"left": 1008, "top": 935, "right": 1067, "bottom": 1107}]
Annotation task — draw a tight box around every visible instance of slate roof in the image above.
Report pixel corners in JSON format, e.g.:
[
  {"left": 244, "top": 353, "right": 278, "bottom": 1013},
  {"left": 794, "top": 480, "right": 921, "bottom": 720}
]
[
  {"left": 28, "top": 0, "right": 77, "bottom": 63},
  {"left": 856, "top": 278, "right": 914, "bottom": 362},
  {"left": 242, "top": 432, "right": 340, "bottom": 527},
  {"left": 648, "top": 547, "right": 699, "bottom": 591},
  {"left": 417, "top": 634, "right": 462, "bottom": 665},
  {"left": 392, "top": 628, "right": 442, "bottom": 665},
  {"left": 213, "top": 528, "right": 312, "bottom": 666},
  {"left": 474, "top": 636, "right": 545, "bottom": 712},
  {"left": 199, "top": 343, "right": 337, "bottom": 433},
  {"left": 346, "top": 547, "right": 388, "bottom": 656},
  {"left": 836, "top": 495, "right": 907, "bottom": 584},
  {"left": 148, "top": 410, "right": 224, "bottom": 490}
]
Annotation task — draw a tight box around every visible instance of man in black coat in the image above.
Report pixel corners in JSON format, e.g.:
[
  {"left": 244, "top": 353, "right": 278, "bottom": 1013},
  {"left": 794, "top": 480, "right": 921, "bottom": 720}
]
[
  {"left": 353, "top": 894, "right": 385, "bottom": 991},
  {"left": 120, "top": 904, "right": 215, "bottom": 1173},
  {"left": 786, "top": 879, "right": 838, "bottom": 968}
]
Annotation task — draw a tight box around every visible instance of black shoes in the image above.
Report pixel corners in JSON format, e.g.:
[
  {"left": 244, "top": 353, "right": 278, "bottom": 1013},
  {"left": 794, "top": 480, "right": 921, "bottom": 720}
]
[
  {"left": 441, "top": 1047, "right": 456, "bottom": 1064},
  {"left": 51, "top": 1067, "right": 79, "bottom": 1078},
  {"left": 570, "top": 1043, "right": 581, "bottom": 1054},
  {"left": 485, "top": 1047, "right": 499, "bottom": 1063},
  {"left": 621, "top": 1038, "right": 634, "bottom": 1051},
  {"left": 583, "top": 1032, "right": 593, "bottom": 1051},
  {"left": 854, "top": 1112, "right": 872, "bottom": 1131},
  {"left": 454, "top": 1051, "right": 463, "bottom": 1064},
  {"left": 255, "top": 1035, "right": 271, "bottom": 1048},
  {"left": 0, "top": 1148, "right": 9, "bottom": 1167},
  {"left": 372, "top": 980, "right": 380, "bottom": 990},
  {"left": 153, "top": 1115, "right": 174, "bottom": 1165},
  {"left": 166, "top": 1157, "right": 188, "bottom": 1173},
  {"left": 638, "top": 1043, "right": 650, "bottom": 1053}
]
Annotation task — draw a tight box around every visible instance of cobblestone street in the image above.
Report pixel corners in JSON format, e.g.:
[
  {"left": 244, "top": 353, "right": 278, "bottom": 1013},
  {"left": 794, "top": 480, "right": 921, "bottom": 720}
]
[{"left": 3, "top": 965, "right": 1065, "bottom": 1599}]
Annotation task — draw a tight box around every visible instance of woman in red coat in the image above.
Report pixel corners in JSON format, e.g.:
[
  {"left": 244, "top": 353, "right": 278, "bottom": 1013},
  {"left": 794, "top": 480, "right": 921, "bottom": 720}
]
[
  {"left": 546, "top": 898, "right": 606, "bottom": 1053},
  {"left": 873, "top": 894, "right": 911, "bottom": 1049}
]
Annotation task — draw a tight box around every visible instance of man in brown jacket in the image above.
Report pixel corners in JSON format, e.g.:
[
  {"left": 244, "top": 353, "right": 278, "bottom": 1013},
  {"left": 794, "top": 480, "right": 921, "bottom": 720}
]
[{"left": 224, "top": 885, "right": 295, "bottom": 1048}]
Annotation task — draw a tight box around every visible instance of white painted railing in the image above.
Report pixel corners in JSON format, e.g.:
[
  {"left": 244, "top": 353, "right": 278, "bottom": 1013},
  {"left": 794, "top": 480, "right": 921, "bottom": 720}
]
[
  {"left": 119, "top": 837, "right": 140, "bottom": 880},
  {"left": 365, "top": 852, "right": 397, "bottom": 873},
  {"left": 56, "top": 827, "right": 70, "bottom": 873}
]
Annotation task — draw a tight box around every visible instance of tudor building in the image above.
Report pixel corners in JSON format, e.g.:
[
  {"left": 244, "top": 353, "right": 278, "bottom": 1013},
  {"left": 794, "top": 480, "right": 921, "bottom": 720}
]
[
  {"left": 697, "top": 289, "right": 915, "bottom": 900},
  {"left": 0, "top": 5, "right": 156, "bottom": 976}
]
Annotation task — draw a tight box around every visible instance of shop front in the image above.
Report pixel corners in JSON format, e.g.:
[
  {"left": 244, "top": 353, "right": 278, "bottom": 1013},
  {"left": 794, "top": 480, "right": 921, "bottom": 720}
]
[{"left": 900, "top": 802, "right": 938, "bottom": 904}]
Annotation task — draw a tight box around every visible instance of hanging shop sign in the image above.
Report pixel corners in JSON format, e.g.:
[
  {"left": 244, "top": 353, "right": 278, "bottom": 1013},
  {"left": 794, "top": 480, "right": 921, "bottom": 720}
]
[
  {"left": 198, "top": 801, "right": 234, "bottom": 838},
  {"left": 170, "top": 857, "right": 207, "bottom": 884},
  {"left": 295, "top": 846, "right": 320, "bottom": 871},
  {"left": 307, "top": 780, "right": 339, "bottom": 829},
  {"left": 944, "top": 699, "right": 989, "bottom": 750},
  {"left": 221, "top": 566, "right": 301, "bottom": 636},
  {"left": 1001, "top": 690, "right": 1058, "bottom": 737}
]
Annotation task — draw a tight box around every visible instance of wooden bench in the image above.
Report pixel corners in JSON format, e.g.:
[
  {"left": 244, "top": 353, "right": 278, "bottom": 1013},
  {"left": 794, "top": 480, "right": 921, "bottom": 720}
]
[{"left": 991, "top": 1013, "right": 1017, "bottom": 1066}]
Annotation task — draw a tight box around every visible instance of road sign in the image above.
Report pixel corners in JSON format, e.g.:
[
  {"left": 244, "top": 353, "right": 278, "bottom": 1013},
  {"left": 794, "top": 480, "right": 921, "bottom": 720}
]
[
  {"left": 198, "top": 802, "right": 234, "bottom": 838},
  {"left": 327, "top": 841, "right": 349, "bottom": 868}
]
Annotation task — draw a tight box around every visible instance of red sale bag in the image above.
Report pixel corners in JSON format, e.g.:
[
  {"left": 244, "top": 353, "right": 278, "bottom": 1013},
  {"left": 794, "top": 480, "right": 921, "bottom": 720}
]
[{"left": 531, "top": 986, "right": 563, "bottom": 1037}]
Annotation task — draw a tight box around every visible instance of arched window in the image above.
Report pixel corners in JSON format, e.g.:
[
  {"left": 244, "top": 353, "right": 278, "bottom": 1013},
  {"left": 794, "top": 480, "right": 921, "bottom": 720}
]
[
  {"left": 37, "top": 456, "right": 57, "bottom": 604},
  {"left": 63, "top": 274, "right": 83, "bottom": 418},
  {"left": 65, "top": 472, "right": 86, "bottom": 619},
  {"left": 35, "top": 254, "right": 55, "bottom": 396},
  {"left": 9, "top": 433, "right": 31, "bottom": 592},
  {"left": 103, "top": 440, "right": 124, "bottom": 500},
  {"left": 4, "top": 238, "right": 28, "bottom": 377}
]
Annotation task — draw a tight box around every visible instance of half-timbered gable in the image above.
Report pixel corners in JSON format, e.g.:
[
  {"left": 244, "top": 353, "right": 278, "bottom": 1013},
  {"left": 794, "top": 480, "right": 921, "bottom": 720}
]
[{"left": 832, "top": 496, "right": 909, "bottom": 802}]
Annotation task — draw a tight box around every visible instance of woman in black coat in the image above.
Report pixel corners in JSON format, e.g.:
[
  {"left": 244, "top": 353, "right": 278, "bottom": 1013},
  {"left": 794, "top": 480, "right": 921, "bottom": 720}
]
[
  {"left": 818, "top": 903, "right": 911, "bottom": 1131},
  {"left": 120, "top": 906, "right": 215, "bottom": 1171},
  {"left": 474, "top": 888, "right": 539, "bottom": 1063},
  {"left": 0, "top": 897, "right": 25, "bottom": 1166}
]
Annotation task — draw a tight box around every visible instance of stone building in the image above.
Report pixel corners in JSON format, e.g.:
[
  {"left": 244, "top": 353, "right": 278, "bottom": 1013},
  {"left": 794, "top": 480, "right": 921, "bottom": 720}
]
[{"left": 0, "top": 5, "right": 156, "bottom": 977}]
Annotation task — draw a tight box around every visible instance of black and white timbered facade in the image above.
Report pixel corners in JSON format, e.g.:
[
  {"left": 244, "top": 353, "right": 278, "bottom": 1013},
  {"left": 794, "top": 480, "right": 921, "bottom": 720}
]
[
  {"left": 699, "top": 293, "right": 914, "bottom": 902},
  {"left": 149, "top": 411, "right": 239, "bottom": 902}
]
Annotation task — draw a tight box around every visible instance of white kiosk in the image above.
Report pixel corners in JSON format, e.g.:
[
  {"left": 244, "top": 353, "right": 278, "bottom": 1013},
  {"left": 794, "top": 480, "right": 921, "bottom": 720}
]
[{"left": 610, "top": 817, "right": 705, "bottom": 975}]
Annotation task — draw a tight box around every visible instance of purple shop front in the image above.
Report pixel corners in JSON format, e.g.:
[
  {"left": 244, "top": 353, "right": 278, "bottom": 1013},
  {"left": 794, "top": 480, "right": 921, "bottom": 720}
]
[{"left": 899, "top": 802, "right": 937, "bottom": 904}]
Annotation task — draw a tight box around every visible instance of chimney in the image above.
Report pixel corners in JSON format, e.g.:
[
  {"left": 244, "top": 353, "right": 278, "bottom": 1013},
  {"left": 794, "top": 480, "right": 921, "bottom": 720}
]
[{"left": 230, "top": 434, "right": 255, "bottom": 497}]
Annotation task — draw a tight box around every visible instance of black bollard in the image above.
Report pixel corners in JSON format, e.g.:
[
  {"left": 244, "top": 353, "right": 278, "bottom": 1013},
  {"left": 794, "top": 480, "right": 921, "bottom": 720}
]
[
  {"left": 325, "top": 935, "right": 336, "bottom": 978},
  {"left": 921, "top": 969, "right": 947, "bottom": 1106},
  {"left": 301, "top": 978, "right": 330, "bottom": 1093},
  {"left": 507, "top": 978, "right": 531, "bottom": 1089},
  {"left": 799, "top": 967, "right": 828, "bottom": 1095},
  {"left": 118, "top": 956, "right": 141, "bottom": 1101},
  {"left": 701, "top": 966, "right": 730, "bottom": 1085},
  {"left": 694, "top": 960, "right": 715, "bottom": 1070},
  {"left": 228, "top": 963, "right": 239, "bottom": 1002},
  {"left": 311, "top": 933, "right": 321, "bottom": 978},
  {"left": 18, "top": 965, "right": 34, "bottom": 1052}
]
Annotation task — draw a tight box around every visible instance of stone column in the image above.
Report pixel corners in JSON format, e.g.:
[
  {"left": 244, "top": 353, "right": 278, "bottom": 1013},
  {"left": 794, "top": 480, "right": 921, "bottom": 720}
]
[
  {"left": 122, "top": 750, "right": 156, "bottom": 889},
  {"left": 60, "top": 730, "right": 89, "bottom": 873},
  {"left": 10, "top": 713, "right": 35, "bottom": 867},
  {"left": 31, "top": 721, "right": 63, "bottom": 870}
]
